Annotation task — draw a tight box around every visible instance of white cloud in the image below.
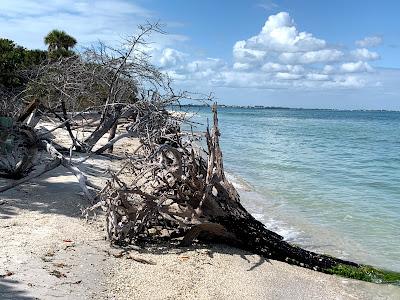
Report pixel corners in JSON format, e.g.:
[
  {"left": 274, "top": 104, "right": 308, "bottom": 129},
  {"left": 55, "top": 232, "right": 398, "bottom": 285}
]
[
  {"left": 186, "top": 58, "right": 225, "bottom": 73},
  {"left": 245, "top": 12, "right": 326, "bottom": 53},
  {"left": 261, "top": 62, "right": 289, "bottom": 72},
  {"left": 164, "top": 70, "right": 187, "bottom": 81},
  {"left": 276, "top": 72, "right": 303, "bottom": 80},
  {"left": 0, "top": 0, "right": 151, "bottom": 18},
  {"left": 261, "top": 63, "right": 304, "bottom": 73},
  {"left": 233, "top": 40, "right": 266, "bottom": 64},
  {"left": 213, "top": 70, "right": 370, "bottom": 90},
  {"left": 154, "top": 12, "right": 384, "bottom": 91},
  {"left": 322, "top": 65, "right": 335, "bottom": 74},
  {"left": 159, "top": 48, "right": 187, "bottom": 68},
  {"left": 341, "top": 61, "right": 373, "bottom": 73},
  {"left": 351, "top": 48, "right": 380, "bottom": 61},
  {"left": 233, "top": 62, "right": 252, "bottom": 70},
  {"left": 306, "top": 73, "right": 330, "bottom": 81},
  {"left": 332, "top": 76, "right": 366, "bottom": 88},
  {"left": 166, "top": 58, "right": 227, "bottom": 81},
  {"left": 355, "top": 36, "right": 383, "bottom": 48},
  {"left": 279, "top": 49, "right": 344, "bottom": 64}
]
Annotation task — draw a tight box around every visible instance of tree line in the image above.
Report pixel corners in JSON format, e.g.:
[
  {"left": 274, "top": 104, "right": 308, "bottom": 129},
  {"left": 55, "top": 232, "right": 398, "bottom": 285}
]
[{"left": 0, "top": 30, "right": 77, "bottom": 89}]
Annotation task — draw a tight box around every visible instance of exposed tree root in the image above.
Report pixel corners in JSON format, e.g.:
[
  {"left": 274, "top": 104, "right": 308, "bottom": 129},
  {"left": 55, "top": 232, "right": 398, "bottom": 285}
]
[{"left": 87, "top": 103, "right": 397, "bottom": 284}]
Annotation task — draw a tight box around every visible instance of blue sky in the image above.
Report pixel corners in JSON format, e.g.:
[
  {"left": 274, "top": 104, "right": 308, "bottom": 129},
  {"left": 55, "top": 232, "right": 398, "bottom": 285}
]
[{"left": 1, "top": 0, "right": 399, "bottom": 109}]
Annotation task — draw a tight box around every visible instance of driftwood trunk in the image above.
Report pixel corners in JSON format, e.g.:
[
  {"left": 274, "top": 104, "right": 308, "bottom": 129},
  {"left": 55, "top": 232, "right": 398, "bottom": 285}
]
[
  {"left": 180, "top": 105, "right": 358, "bottom": 272},
  {"left": 83, "top": 110, "right": 122, "bottom": 152},
  {"left": 96, "top": 104, "right": 360, "bottom": 276},
  {"left": 107, "top": 121, "right": 118, "bottom": 153}
]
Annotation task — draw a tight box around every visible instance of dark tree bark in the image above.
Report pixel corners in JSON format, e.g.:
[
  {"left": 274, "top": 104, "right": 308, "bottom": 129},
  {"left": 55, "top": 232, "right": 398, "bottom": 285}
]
[
  {"left": 83, "top": 110, "right": 121, "bottom": 152},
  {"left": 107, "top": 121, "right": 118, "bottom": 153}
]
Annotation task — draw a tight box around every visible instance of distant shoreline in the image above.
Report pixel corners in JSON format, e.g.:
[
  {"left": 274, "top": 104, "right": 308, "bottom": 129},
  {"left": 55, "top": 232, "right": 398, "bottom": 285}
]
[{"left": 170, "top": 104, "right": 400, "bottom": 113}]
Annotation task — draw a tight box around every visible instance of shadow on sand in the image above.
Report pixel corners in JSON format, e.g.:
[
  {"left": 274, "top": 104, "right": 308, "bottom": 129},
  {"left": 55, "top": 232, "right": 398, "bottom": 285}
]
[
  {"left": 112, "top": 241, "right": 272, "bottom": 272},
  {"left": 0, "top": 159, "right": 109, "bottom": 219},
  {"left": 0, "top": 278, "right": 35, "bottom": 300},
  {"left": 0, "top": 159, "right": 270, "bottom": 273}
]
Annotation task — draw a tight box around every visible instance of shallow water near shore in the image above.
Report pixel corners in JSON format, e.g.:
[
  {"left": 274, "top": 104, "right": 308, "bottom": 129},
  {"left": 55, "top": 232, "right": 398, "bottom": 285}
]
[{"left": 176, "top": 106, "right": 400, "bottom": 272}]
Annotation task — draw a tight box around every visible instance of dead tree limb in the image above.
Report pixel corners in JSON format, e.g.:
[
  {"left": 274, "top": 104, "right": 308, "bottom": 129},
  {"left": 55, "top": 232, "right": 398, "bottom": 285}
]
[
  {"left": 41, "top": 140, "right": 100, "bottom": 202},
  {"left": 17, "top": 99, "right": 39, "bottom": 123},
  {"left": 107, "top": 121, "right": 118, "bottom": 153}
]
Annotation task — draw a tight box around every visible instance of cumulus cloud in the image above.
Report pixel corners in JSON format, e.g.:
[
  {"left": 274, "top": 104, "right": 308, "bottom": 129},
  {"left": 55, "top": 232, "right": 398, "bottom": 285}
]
[
  {"left": 279, "top": 49, "right": 344, "bottom": 64},
  {"left": 187, "top": 58, "right": 225, "bottom": 73},
  {"left": 332, "top": 76, "right": 366, "bottom": 88},
  {"left": 322, "top": 65, "right": 336, "bottom": 74},
  {"left": 306, "top": 73, "right": 330, "bottom": 81},
  {"left": 276, "top": 72, "right": 303, "bottom": 80},
  {"left": 261, "top": 63, "right": 304, "bottom": 73},
  {"left": 233, "top": 40, "right": 266, "bottom": 65},
  {"left": 246, "top": 12, "right": 327, "bottom": 53},
  {"left": 223, "top": 12, "right": 381, "bottom": 89},
  {"left": 233, "top": 62, "right": 252, "bottom": 70},
  {"left": 355, "top": 36, "right": 383, "bottom": 48},
  {"left": 350, "top": 48, "right": 380, "bottom": 61},
  {"left": 163, "top": 57, "right": 227, "bottom": 82},
  {"left": 157, "top": 12, "right": 383, "bottom": 91},
  {"left": 340, "top": 61, "right": 373, "bottom": 73},
  {"left": 159, "top": 48, "right": 187, "bottom": 68}
]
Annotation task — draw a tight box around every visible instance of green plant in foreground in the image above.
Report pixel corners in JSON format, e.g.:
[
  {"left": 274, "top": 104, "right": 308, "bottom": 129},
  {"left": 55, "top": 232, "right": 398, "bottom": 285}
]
[{"left": 328, "top": 264, "right": 400, "bottom": 285}]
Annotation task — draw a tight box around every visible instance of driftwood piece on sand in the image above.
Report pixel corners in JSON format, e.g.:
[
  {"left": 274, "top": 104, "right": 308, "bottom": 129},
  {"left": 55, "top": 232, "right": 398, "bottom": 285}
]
[
  {"left": 41, "top": 140, "right": 99, "bottom": 202},
  {"left": 91, "top": 103, "right": 360, "bottom": 276}
]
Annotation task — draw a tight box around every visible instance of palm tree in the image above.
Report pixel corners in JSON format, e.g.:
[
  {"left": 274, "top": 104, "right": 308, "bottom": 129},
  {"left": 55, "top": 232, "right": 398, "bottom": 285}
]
[{"left": 44, "top": 30, "right": 77, "bottom": 52}]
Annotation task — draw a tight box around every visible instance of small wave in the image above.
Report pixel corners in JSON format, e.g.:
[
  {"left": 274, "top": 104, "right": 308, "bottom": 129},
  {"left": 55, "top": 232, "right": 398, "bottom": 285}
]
[
  {"left": 251, "top": 210, "right": 304, "bottom": 243},
  {"left": 263, "top": 217, "right": 302, "bottom": 242},
  {"left": 225, "top": 172, "right": 253, "bottom": 191},
  {"left": 167, "top": 110, "right": 195, "bottom": 119},
  {"left": 226, "top": 173, "right": 303, "bottom": 243}
]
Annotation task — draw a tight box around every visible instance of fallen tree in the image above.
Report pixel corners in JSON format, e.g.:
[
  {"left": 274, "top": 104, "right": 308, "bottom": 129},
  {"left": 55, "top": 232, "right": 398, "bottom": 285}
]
[
  {"left": 90, "top": 103, "right": 400, "bottom": 284},
  {"left": 1, "top": 23, "right": 399, "bottom": 285},
  {"left": 2, "top": 109, "right": 400, "bottom": 285}
]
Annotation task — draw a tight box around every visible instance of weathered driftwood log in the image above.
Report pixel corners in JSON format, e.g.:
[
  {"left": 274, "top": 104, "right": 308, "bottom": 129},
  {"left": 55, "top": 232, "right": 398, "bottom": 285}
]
[
  {"left": 94, "top": 104, "right": 361, "bottom": 277},
  {"left": 41, "top": 140, "right": 100, "bottom": 202},
  {"left": 83, "top": 109, "right": 122, "bottom": 152}
]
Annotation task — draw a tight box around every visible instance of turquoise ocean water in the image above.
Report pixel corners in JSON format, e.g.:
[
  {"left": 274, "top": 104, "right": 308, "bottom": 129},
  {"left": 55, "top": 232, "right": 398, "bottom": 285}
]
[{"left": 178, "top": 106, "right": 400, "bottom": 272}]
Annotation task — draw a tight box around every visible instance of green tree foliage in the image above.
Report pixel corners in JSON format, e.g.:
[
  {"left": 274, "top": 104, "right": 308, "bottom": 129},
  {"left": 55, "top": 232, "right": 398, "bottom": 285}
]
[
  {"left": 44, "top": 30, "right": 77, "bottom": 59},
  {"left": 0, "top": 38, "right": 47, "bottom": 88},
  {"left": 0, "top": 39, "right": 25, "bottom": 87}
]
